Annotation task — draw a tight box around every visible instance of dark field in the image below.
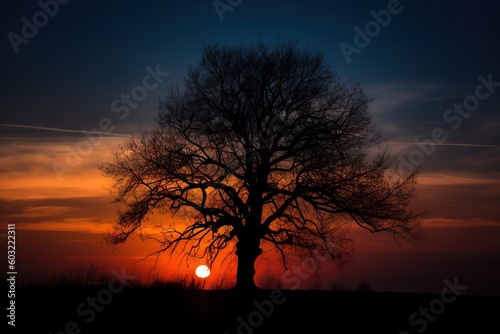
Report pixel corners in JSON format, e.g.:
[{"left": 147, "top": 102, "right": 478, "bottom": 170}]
[{"left": 13, "top": 286, "right": 500, "bottom": 333}]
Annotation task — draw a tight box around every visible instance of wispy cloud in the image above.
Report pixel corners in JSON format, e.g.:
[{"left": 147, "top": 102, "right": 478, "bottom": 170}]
[{"left": 366, "top": 81, "right": 463, "bottom": 117}]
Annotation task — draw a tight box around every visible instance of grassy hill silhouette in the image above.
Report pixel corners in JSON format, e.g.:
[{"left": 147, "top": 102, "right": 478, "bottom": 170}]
[{"left": 12, "top": 264, "right": 500, "bottom": 333}]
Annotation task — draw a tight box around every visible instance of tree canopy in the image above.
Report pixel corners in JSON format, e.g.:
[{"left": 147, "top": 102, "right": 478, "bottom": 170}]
[{"left": 100, "top": 41, "right": 424, "bottom": 290}]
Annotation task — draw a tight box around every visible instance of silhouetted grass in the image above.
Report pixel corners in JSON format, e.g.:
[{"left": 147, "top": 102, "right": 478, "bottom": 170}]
[
  {"left": 137, "top": 274, "right": 203, "bottom": 290},
  {"left": 14, "top": 263, "right": 500, "bottom": 333},
  {"left": 18, "top": 263, "right": 113, "bottom": 288},
  {"left": 25, "top": 263, "right": 214, "bottom": 290}
]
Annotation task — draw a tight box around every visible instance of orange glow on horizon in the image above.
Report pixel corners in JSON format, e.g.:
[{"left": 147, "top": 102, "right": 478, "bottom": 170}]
[{"left": 2, "top": 134, "right": 499, "bottom": 294}]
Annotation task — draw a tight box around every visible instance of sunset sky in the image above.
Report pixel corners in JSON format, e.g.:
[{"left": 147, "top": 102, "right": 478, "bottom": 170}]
[{"left": 1, "top": 0, "right": 499, "bottom": 296}]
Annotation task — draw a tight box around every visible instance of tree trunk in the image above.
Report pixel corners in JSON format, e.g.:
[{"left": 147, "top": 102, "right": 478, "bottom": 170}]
[{"left": 234, "top": 233, "right": 262, "bottom": 291}]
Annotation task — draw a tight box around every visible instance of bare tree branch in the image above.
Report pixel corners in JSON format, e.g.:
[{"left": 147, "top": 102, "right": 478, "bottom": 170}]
[{"left": 100, "top": 41, "right": 425, "bottom": 289}]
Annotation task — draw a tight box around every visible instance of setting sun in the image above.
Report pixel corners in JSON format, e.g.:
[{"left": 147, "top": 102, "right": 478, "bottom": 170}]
[
  {"left": 2, "top": 1, "right": 500, "bottom": 332},
  {"left": 195, "top": 265, "right": 211, "bottom": 278}
]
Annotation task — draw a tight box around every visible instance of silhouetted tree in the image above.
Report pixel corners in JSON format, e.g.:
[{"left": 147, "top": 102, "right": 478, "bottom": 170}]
[{"left": 100, "top": 41, "right": 424, "bottom": 290}]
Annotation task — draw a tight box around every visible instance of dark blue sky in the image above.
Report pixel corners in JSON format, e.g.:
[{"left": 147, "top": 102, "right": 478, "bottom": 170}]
[
  {"left": 1, "top": 0, "right": 500, "bottom": 295},
  {"left": 2, "top": 0, "right": 499, "bottom": 132}
]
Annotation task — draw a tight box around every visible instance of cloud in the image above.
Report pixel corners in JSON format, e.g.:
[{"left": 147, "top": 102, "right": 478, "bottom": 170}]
[
  {"left": 367, "top": 80, "right": 500, "bottom": 155},
  {"left": 0, "top": 134, "right": 127, "bottom": 192},
  {"left": 417, "top": 172, "right": 500, "bottom": 186},
  {"left": 0, "top": 196, "right": 117, "bottom": 230},
  {"left": 0, "top": 134, "right": 129, "bottom": 235},
  {"left": 412, "top": 171, "right": 500, "bottom": 221},
  {"left": 366, "top": 81, "right": 463, "bottom": 117}
]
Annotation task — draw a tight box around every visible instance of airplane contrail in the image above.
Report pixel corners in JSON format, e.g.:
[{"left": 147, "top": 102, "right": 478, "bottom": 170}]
[
  {"left": 376, "top": 120, "right": 500, "bottom": 125},
  {"left": 385, "top": 141, "right": 500, "bottom": 148},
  {"left": 2, "top": 123, "right": 497, "bottom": 147},
  {"left": 0, "top": 123, "right": 130, "bottom": 137}
]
